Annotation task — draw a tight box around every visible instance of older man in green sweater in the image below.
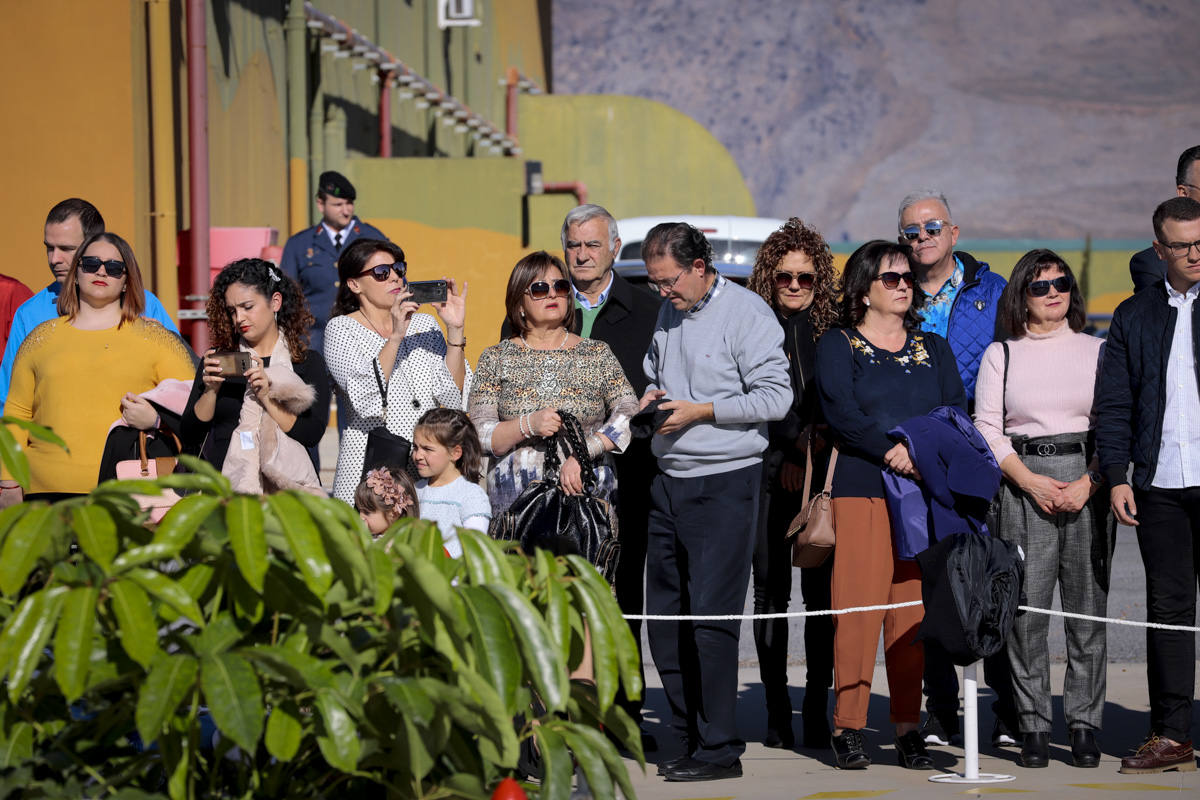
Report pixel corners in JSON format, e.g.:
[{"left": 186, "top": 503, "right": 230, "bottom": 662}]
[{"left": 640, "top": 222, "right": 792, "bottom": 782}]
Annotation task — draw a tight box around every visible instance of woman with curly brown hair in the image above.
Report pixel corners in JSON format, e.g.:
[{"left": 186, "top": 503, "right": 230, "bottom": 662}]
[
  {"left": 181, "top": 258, "right": 330, "bottom": 493},
  {"left": 746, "top": 217, "right": 840, "bottom": 749}
]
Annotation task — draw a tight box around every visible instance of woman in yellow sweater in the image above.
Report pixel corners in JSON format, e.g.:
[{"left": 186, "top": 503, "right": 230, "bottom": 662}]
[{"left": 2, "top": 233, "right": 194, "bottom": 501}]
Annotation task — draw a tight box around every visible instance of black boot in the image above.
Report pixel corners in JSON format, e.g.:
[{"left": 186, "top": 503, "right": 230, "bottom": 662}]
[
  {"left": 1070, "top": 729, "right": 1101, "bottom": 768},
  {"left": 764, "top": 684, "right": 794, "bottom": 748},
  {"left": 831, "top": 729, "right": 871, "bottom": 769},
  {"left": 895, "top": 730, "right": 935, "bottom": 770},
  {"left": 1020, "top": 732, "right": 1050, "bottom": 768},
  {"left": 802, "top": 687, "right": 831, "bottom": 749}
]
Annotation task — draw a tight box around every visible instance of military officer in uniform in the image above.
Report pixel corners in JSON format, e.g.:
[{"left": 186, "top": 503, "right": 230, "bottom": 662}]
[{"left": 281, "top": 170, "right": 388, "bottom": 353}]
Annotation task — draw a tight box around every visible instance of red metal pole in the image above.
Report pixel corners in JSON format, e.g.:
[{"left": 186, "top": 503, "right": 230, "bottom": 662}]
[
  {"left": 187, "top": 0, "right": 210, "bottom": 352},
  {"left": 543, "top": 181, "right": 589, "bottom": 206},
  {"left": 379, "top": 72, "right": 393, "bottom": 158},
  {"left": 505, "top": 66, "right": 519, "bottom": 141}
]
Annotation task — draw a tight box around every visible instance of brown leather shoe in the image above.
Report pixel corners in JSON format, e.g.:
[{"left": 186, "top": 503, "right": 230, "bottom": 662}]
[{"left": 1119, "top": 736, "right": 1196, "bottom": 774}]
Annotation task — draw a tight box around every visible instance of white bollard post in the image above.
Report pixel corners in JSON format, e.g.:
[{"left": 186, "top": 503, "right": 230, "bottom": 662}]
[{"left": 929, "top": 660, "right": 1014, "bottom": 785}]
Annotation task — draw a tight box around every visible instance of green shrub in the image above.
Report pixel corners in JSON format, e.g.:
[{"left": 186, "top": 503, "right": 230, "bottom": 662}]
[{"left": 0, "top": 426, "right": 642, "bottom": 799}]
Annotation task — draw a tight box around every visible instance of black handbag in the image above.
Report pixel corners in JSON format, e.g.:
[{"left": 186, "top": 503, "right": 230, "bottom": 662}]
[
  {"left": 488, "top": 410, "right": 620, "bottom": 583},
  {"left": 361, "top": 359, "right": 411, "bottom": 478}
]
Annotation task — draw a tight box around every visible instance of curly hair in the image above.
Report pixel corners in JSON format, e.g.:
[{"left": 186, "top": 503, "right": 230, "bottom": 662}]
[
  {"left": 747, "top": 217, "right": 839, "bottom": 339},
  {"left": 840, "top": 240, "right": 925, "bottom": 329},
  {"left": 207, "top": 258, "right": 313, "bottom": 362}
]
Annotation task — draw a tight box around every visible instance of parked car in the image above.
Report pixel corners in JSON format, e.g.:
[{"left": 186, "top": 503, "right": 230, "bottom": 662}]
[{"left": 612, "top": 215, "right": 785, "bottom": 294}]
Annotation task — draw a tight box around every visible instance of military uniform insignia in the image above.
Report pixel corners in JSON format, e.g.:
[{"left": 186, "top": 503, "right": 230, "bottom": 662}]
[{"left": 306, "top": 248, "right": 314, "bottom": 259}]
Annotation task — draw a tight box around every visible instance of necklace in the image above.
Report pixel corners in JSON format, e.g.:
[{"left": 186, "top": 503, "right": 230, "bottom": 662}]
[
  {"left": 359, "top": 310, "right": 391, "bottom": 339},
  {"left": 520, "top": 328, "right": 569, "bottom": 350}
]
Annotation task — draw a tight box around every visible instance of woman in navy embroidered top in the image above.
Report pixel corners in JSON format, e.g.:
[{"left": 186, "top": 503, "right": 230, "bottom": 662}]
[{"left": 815, "top": 240, "right": 965, "bottom": 770}]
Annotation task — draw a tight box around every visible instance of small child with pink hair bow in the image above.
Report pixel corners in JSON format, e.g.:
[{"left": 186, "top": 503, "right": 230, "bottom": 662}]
[{"left": 355, "top": 467, "right": 419, "bottom": 537}]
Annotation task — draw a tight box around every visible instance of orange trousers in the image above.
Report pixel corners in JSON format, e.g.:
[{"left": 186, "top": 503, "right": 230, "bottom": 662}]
[{"left": 830, "top": 497, "right": 924, "bottom": 730}]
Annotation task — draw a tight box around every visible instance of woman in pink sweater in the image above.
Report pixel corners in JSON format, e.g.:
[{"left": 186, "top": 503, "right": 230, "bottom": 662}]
[{"left": 973, "top": 249, "right": 1114, "bottom": 771}]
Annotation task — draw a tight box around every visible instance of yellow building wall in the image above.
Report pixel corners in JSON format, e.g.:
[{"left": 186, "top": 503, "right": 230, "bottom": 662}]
[
  {"left": 0, "top": 0, "right": 142, "bottom": 293},
  {"left": 518, "top": 94, "right": 757, "bottom": 247}
]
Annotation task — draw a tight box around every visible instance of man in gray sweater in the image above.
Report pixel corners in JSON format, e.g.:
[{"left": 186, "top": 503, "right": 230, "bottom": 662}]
[{"left": 640, "top": 222, "right": 792, "bottom": 782}]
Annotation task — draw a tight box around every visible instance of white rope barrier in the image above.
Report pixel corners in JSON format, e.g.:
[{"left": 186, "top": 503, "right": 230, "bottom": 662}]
[{"left": 623, "top": 601, "right": 1200, "bottom": 632}]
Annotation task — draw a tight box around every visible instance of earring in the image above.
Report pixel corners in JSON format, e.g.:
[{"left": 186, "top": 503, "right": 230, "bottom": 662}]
[
  {"left": 863, "top": 297, "right": 870, "bottom": 307},
  {"left": 274, "top": 311, "right": 278, "bottom": 323}
]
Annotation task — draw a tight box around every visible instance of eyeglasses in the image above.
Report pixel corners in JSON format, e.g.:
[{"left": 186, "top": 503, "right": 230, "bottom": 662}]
[
  {"left": 874, "top": 271, "right": 915, "bottom": 289},
  {"left": 773, "top": 271, "right": 817, "bottom": 291},
  {"left": 1027, "top": 275, "right": 1073, "bottom": 297},
  {"left": 1158, "top": 239, "right": 1200, "bottom": 258},
  {"left": 78, "top": 256, "right": 127, "bottom": 279},
  {"left": 900, "top": 219, "right": 951, "bottom": 241},
  {"left": 648, "top": 267, "right": 689, "bottom": 295},
  {"left": 526, "top": 279, "right": 571, "bottom": 300},
  {"left": 357, "top": 262, "right": 407, "bottom": 281}
]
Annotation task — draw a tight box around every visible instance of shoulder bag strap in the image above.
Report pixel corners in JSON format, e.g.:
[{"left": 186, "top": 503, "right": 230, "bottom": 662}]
[
  {"left": 373, "top": 359, "right": 389, "bottom": 417},
  {"left": 1001, "top": 341, "right": 1010, "bottom": 436}
]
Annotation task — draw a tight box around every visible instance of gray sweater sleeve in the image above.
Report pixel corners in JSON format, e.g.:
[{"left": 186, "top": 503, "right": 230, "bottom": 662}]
[{"left": 711, "top": 303, "right": 792, "bottom": 425}]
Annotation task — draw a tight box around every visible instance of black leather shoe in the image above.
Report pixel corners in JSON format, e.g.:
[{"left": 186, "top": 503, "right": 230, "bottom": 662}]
[
  {"left": 831, "top": 729, "right": 871, "bottom": 769},
  {"left": 661, "top": 757, "right": 742, "bottom": 782},
  {"left": 1020, "top": 732, "right": 1050, "bottom": 768},
  {"left": 1070, "top": 729, "right": 1101, "bottom": 768},
  {"left": 655, "top": 754, "right": 688, "bottom": 777},
  {"left": 895, "top": 730, "right": 935, "bottom": 770},
  {"left": 765, "top": 709, "right": 795, "bottom": 749}
]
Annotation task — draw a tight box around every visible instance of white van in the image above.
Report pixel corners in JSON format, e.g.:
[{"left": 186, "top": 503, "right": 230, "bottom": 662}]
[{"left": 612, "top": 215, "right": 786, "bottom": 290}]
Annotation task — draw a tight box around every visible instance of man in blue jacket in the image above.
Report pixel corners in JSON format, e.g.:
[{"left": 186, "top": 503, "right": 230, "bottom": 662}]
[
  {"left": 0, "top": 198, "right": 181, "bottom": 411},
  {"left": 280, "top": 171, "right": 387, "bottom": 353},
  {"left": 1098, "top": 196, "right": 1200, "bottom": 774},
  {"left": 897, "top": 189, "right": 1013, "bottom": 748}
]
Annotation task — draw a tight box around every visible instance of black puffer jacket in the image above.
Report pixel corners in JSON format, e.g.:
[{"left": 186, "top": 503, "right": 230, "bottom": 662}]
[{"left": 1095, "top": 281, "right": 1200, "bottom": 489}]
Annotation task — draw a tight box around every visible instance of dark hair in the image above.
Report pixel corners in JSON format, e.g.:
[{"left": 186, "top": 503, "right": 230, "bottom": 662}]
[
  {"left": 640, "top": 222, "right": 714, "bottom": 273},
  {"left": 354, "top": 466, "right": 419, "bottom": 522},
  {"left": 748, "top": 217, "right": 839, "bottom": 339},
  {"left": 57, "top": 232, "right": 145, "bottom": 326},
  {"left": 995, "top": 249, "right": 1086, "bottom": 340},
  {"left": 839, "top": 240, "right": 924, "bottom": 328},
  {"left": 503, "top": 251, "right": 569, "bottom": 336},
  {"left": 414, "top": 408, "right": 483, "bottom": 483},
  {"left": 1176, "top": 146, "right": 1200, "bottom": 187},
  {"left": 207, "top": 258, "right": 313, "bottom": 362},
  {"left": 45, "top": 198, "right": 105, "bottom": 240},
  {"left": 331, "top": 238, "right": 407, "bottom": 318},
  {"left": 1153, "top": 196, "right": 1200, "bottom": 243}
]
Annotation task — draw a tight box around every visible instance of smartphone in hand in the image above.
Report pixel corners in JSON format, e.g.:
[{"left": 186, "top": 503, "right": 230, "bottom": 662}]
[
  {"left": 212, "top": 351, "right": 253, "bottom": 378},
  {"left": 407, "top": 280, "right": 449, "bottom": 304}
]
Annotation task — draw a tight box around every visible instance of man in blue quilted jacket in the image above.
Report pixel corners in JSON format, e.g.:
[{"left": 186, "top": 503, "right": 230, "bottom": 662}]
[
  {"left": 896, "top": 190, "right": 1013, "bottom": 749},
  {"left": 898, "top": 190, "right": 1006, "bottom": 406}
]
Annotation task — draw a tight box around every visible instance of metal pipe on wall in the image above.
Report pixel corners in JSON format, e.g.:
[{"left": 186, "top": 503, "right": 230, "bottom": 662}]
[
  {"left": 186, "top": 0, "right": 210, "bottom": 352},
  {"left": 379, "top": 72, "right": 393, "bottom": 158},
  {"left": 147, "top": 0, "right": 178, "bottom": 322},
  {"left": 285, "top": 0, "right": 309, "bottom": 236}
]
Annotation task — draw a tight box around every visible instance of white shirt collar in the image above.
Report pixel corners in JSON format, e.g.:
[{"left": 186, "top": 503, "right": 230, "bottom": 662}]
[
  {"left": 1165, "top": 279, "right": 1200, "bottom": 307},
  {"left": 574, "top": 271, "right": 614, "bottom": 310}
]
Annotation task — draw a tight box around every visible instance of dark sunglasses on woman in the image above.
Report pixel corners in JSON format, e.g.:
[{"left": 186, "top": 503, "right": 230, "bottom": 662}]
[
  {"left": 78, "top": 256, "right": 127, "bottom": 279},
  {"left": 773, "top": 271, "right": 817, "bottom": 290},
  {"left": 875, "top": 271, "right": 915, "bottom": 289},
  {"left": 1027, "top": 275, "right": 1072, "bottom": 297},
  {"left": 357, "top": 262, "right": 407, "bottom": 281},
  {"left": 526, "top": 279, "right": 571, "bottom": 300}
]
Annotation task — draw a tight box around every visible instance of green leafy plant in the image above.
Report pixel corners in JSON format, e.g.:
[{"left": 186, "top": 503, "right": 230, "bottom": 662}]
[{"left": 0, "top": 427, "right": 643, "bottom": 799}]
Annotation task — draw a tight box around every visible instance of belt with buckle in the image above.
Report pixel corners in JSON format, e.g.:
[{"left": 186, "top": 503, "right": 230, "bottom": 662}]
[{"left": 1019, "top": 441, "right": 1083, "bottom": 457}]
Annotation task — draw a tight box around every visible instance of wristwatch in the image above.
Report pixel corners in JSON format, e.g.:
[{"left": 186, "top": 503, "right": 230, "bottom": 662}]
[{"left": 1087, "top": 469, "right": 1105, "bottom": 487}]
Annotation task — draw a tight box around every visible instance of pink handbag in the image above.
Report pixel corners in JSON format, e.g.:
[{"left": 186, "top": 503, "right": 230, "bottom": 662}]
[{"left": 115, "top": 430, "right": 182, "bottom": 523}]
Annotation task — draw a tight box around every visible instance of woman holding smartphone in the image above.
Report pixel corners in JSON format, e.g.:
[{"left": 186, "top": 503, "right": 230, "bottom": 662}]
[
  {"left": 324, "top": 239, "right": 469, "bottom": 504},
  {"left": 180, "top": 258, "right": 330, "bottom": 492}
]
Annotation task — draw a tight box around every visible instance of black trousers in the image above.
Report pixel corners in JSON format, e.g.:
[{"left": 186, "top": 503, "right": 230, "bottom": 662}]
[
  {"left": 611, "top": 440, "right": 656, "bottom": 722},
  {"left": 1134, "top": 485, "right": 1200, "bottom": 742},
  {"left": 646, "top": 463, "right": 760, "bottom": 766},
  {"left": 753, "top": 468, "right": 833, "bottom": 719}
]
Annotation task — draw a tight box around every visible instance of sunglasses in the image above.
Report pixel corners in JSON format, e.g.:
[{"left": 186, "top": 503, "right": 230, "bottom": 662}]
[
  {"left": 1027, "top": 275, "right": 1072, "bottom": 297},
  {"left": 900, "top": 219, "right": 951, "bottom": 241},
  {"left": 875, "top": 271, "right": 915, "bottom": 289},
  {"left": 774, "top": 271, "right": 816, "bottom": 291},
  {"left": 526, "top": 279, "right": 571, "bottom": 300},
  {"left": 357, "top": 262, "right": 407, "bottom": 282},
  {"left": 78, "top": 256, "right": 127, "bottom": 279}
]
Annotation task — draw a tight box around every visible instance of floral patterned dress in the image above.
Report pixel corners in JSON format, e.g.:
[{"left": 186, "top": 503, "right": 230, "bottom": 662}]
[{"left": 469, "top": 338, "right": 638, "bottom": 513}]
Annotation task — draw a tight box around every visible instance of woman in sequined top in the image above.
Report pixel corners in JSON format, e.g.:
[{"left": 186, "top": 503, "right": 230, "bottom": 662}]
[
  {"left": 469, "top": 251, "right": 638, "bottom": 517},
  {"left": 814, "top": 240, "right": 965, "bottom": 771}
]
